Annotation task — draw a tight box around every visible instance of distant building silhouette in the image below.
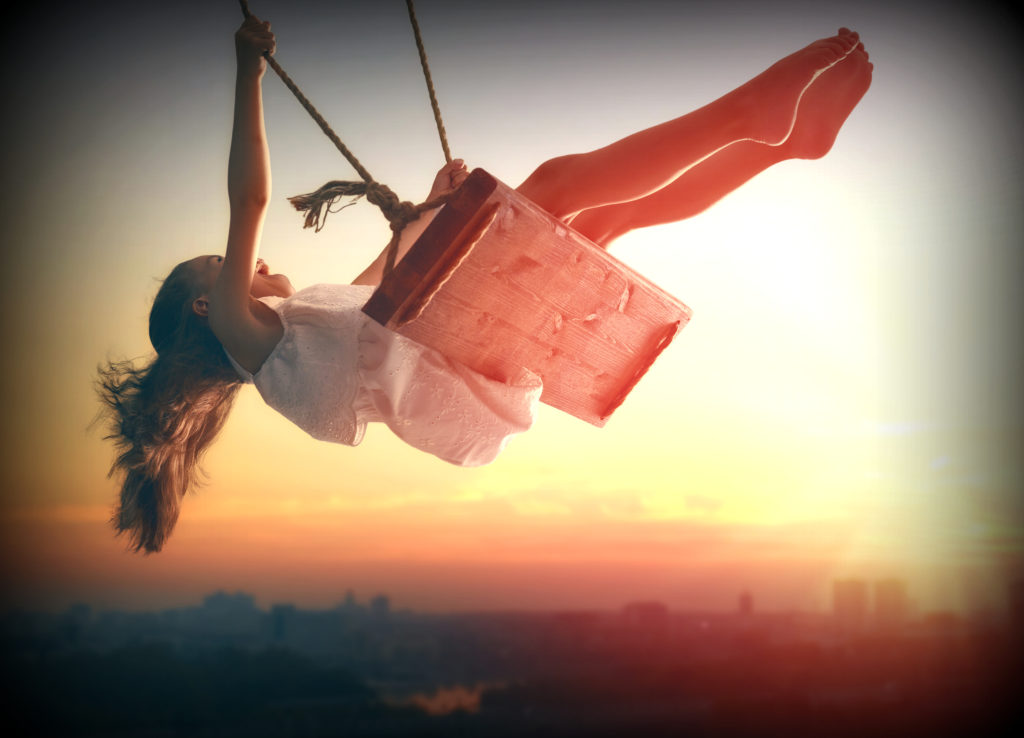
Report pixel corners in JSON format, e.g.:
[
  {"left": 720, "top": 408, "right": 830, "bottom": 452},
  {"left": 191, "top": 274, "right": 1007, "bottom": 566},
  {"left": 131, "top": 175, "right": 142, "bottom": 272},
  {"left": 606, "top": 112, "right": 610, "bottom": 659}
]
[
  {"left": 203, "top": 590, "right": 256, "bottom": 612},
  {"left": 874, "top": 579, "right": 908, "bottom": 632},
  {"left": 200, "top": 590, "right": 261, "bottom": 638},
  {"left": 340, "top": 589, "right": 359, "bottom": 612},
  {"left": 371, "top": 594, "right": 390, "bottom": 620},
  {"left": 271, "top": 603, "right": 296, "bottom": 641},
  {"left": 833, "top": 579, "right": 868, "bottom": 634},
  {"left": 738, "top": 591, "right": 754, "bottom": 617}
]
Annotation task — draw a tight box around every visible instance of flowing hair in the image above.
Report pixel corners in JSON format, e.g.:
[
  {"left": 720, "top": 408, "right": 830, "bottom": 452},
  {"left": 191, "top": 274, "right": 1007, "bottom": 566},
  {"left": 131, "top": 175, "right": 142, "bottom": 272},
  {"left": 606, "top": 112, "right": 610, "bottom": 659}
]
[{"left": 97, "top": 261, "right": 241, "bottom": 553}]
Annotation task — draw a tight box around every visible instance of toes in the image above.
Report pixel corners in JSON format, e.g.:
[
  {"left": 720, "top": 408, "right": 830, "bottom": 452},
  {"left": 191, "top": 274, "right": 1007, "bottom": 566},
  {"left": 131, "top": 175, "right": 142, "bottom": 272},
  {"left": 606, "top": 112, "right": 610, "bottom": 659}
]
[
  {"left": 819, "top": 37, "right": 847, "bottom": 59},
  {"left": 828, "top": 38, "right": 847, "bottom": 53},
  {"left": 832, "top": 30, "right": 859, "bottom": 54}
]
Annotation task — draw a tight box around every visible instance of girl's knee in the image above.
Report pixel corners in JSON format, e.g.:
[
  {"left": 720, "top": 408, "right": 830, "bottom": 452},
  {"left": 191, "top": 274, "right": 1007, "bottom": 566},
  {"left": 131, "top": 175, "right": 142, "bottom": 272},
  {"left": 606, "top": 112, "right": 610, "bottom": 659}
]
[
  {"left": 517, "top": 154, "right": 584, "bottom": 219},
  {"left": 571, "top": 208, "right": 628, "bottom": 248}
]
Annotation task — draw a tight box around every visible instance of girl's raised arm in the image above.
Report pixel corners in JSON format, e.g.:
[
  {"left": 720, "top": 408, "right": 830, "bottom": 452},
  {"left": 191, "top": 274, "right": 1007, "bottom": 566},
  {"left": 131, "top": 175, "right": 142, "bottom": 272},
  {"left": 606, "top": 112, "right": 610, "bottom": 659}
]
[{"left": 207, "top": 17, "right": 276, "bottom": 349}]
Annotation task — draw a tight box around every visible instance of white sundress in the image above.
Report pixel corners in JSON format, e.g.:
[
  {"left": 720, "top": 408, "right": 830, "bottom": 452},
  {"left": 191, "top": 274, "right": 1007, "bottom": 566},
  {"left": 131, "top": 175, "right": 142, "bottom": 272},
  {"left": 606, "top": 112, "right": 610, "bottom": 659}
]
[{"left": 225, "top": 283, "right": 541, "bottom": 467}]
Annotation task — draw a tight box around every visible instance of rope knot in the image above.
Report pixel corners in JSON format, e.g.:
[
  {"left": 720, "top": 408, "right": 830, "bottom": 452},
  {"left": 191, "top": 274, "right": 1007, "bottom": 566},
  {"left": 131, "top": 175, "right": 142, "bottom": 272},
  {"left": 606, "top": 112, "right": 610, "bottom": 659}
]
[
  {"left": 287, "top": 178, "right": 453, "bottom": 279},
  {"left": 288, "top": 180, "right": 426, "bottom": 235},
  {"left": 240, "top": 0, "right": 455, "bottom": 278},
  {"left": 363, "top": 182, "right": 420, "bottom": 231}
]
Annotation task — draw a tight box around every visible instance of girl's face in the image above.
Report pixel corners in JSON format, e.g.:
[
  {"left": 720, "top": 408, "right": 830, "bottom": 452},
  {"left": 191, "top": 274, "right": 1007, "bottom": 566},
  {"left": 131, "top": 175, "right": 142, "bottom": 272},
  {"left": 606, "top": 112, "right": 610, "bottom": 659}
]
[{"left": 190, "top": 254, "right": 296, "bottom": 299}]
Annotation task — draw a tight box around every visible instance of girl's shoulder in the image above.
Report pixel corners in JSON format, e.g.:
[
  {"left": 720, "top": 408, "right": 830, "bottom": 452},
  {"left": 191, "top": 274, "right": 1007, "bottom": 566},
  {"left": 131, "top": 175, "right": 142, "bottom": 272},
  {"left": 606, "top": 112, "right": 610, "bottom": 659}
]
[
  {"left": 230, "top": 284, "right": 376, "bottom": 374},
  {"left": 214, "top": 296, "right": 285, "bottom": 376}
]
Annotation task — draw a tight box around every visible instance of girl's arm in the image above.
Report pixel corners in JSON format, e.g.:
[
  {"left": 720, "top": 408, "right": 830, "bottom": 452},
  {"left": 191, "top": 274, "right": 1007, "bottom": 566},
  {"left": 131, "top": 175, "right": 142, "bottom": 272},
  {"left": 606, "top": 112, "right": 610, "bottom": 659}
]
[
  {"left": 352, "top": 159, "right": 468, "bottom": 286},
  {"left": 208, "top": 17, "right": 277, "bottom": 351}
]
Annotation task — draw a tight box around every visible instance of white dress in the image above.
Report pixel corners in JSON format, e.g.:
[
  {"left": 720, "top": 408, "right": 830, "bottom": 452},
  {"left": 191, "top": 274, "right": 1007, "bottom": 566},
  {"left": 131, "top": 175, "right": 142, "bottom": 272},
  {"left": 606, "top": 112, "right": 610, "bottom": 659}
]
[{"left": 225, "top": 283, "right": 541, "bottom": 466}]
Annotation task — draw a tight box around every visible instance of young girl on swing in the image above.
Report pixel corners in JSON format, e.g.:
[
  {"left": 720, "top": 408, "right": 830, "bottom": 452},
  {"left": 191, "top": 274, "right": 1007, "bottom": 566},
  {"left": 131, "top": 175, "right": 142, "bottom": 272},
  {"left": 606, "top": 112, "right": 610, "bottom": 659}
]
[{"left": 98, "top": 16, "right": 872, "bottom": 552}]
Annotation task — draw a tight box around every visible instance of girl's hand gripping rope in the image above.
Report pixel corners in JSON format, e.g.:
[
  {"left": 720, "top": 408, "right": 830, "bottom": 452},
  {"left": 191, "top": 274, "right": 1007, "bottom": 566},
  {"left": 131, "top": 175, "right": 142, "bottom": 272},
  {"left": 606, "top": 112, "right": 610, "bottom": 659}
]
[
  {"left": 426, "top": 158, "right": 469, "bottom": 201},
  {"left": 235, "top": 15, "right": 276, "bottom": 78}
]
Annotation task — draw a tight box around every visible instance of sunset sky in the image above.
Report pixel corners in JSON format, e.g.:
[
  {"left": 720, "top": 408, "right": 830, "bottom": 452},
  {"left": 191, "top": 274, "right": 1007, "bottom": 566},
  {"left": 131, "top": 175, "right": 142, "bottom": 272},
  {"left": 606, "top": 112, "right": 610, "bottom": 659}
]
[{"left": 1, "top": 1, "right": 1020, "bottom": 615}]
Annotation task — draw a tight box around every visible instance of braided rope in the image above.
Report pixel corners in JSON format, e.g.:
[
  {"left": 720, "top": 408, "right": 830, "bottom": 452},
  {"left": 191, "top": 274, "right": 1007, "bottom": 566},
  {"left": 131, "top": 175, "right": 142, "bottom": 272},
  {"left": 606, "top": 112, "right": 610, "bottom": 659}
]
[
  {"left": 238, "top": 0, "right": 374, "bottom": 184},
  {"left": 405, "top": 0, "right": 452, "bottom": 164}
]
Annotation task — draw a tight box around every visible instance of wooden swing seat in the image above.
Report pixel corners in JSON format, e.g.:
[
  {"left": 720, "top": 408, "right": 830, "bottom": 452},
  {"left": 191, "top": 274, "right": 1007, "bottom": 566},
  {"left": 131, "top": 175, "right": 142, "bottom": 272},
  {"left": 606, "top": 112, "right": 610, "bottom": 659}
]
[{"left": 363, "top": 169, "right": 692, "bottom": 426}]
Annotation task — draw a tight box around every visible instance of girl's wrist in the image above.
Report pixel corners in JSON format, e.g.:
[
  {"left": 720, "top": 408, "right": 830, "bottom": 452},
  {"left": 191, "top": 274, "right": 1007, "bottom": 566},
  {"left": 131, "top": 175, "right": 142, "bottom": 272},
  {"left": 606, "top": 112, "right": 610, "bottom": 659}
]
[{"left": 236, "top": 60, "right": 266, "bottom": 82}]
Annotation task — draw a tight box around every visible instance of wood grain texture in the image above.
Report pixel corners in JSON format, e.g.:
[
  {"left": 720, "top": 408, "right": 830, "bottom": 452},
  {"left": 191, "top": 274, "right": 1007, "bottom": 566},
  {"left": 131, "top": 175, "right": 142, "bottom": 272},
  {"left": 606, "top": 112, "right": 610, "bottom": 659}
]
[{"left": 363, "top": 169, "right": 692, "bottom": 426}]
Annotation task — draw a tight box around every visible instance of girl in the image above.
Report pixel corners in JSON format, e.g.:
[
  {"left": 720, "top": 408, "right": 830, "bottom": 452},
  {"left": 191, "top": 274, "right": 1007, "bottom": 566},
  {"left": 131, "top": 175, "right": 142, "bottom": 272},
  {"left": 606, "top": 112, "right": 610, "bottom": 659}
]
[{"left": 98, "top": 16, "right": 872, "bottom": 553}]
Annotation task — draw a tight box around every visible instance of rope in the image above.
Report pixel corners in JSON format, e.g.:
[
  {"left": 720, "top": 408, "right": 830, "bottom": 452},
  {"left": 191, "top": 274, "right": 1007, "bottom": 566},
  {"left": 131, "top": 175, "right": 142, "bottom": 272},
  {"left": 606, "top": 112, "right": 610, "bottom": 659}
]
[
  {"left": 236, "top": 0, "right": 454, "bottom": 277},
  {"left": 406, "top": 0, "right": 452, "bottom": 164},
  {"left": 287, "top": 183, "right": 450, "bottom": 275},
  {"left": 238, "top": 0, "right": 374, "bottom": 184}
]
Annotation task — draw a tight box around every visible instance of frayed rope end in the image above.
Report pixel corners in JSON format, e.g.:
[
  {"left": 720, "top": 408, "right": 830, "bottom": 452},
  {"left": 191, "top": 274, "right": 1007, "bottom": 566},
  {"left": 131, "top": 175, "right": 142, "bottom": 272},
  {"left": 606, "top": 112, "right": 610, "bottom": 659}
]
[
  {"left": 287, "top": 180, "right": 368, "bottom": 232},
  {"left": 287, "top": 177, "right": 454, "bottom": 280}
]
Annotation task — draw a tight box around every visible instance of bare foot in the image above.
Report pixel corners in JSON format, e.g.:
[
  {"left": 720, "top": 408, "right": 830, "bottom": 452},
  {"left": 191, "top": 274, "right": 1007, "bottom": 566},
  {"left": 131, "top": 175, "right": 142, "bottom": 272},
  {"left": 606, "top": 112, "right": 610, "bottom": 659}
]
[
  {"left": 783, "top": 34, "right": 873, "bottom": 159},
  {"left": 737, "top": 29, "right": 861, "bottom": 145}
]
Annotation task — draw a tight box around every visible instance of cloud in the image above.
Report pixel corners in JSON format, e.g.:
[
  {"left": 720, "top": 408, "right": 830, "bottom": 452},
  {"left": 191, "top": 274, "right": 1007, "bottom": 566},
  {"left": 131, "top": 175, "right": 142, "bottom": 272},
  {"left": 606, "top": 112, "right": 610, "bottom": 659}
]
[{"left": 685, "top": 495, "right": 722, "bottom": 513}]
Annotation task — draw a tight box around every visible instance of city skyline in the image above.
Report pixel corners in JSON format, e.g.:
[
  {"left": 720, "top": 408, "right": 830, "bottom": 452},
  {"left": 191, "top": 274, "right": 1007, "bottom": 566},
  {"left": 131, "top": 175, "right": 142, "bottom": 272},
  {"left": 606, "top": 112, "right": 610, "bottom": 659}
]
[
  {"left": 10, "top": 573, "right": 1018, "bottom": 624},
  {"left": 6, "top": 577, "right": 1018, "bottom": 736}
]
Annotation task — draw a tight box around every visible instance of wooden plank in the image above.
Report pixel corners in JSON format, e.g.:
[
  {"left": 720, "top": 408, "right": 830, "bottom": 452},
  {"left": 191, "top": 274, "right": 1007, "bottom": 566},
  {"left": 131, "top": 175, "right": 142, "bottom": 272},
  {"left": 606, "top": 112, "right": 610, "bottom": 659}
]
[{"left": 363, "top": 169, "right": 692, "bottom": 426}]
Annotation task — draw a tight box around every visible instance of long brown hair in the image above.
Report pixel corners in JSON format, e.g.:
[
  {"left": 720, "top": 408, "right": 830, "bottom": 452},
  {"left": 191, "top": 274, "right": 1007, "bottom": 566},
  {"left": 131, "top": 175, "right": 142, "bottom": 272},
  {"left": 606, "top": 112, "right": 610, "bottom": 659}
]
[{"left": 97, "top": 260, "right": 241, "bottom": 553}]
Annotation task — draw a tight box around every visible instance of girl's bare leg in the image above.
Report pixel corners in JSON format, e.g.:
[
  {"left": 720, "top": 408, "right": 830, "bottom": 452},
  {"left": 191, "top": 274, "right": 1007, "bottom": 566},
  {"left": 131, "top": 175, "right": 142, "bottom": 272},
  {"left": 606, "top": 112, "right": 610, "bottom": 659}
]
[
  {"left": 571, "top": 39, "right": 873, "bottom": 246},
  {"left": 517, "top": 30, "right": 860, "bottom": 220},
  {"left": 569, "top": 140, "right": 783, "bottom": 246}
]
